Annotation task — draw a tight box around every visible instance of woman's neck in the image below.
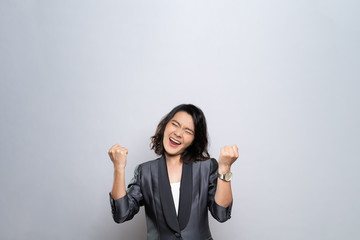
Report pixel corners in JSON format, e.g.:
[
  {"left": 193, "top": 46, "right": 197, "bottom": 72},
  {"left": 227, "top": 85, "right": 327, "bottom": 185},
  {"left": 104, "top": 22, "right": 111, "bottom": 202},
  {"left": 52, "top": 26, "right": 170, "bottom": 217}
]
[
  {"left": 164, "top": 153, "right": 182, "bottom": 165},
  {"left": 165, "top": 153, "right": 183, "bottom": 183}
]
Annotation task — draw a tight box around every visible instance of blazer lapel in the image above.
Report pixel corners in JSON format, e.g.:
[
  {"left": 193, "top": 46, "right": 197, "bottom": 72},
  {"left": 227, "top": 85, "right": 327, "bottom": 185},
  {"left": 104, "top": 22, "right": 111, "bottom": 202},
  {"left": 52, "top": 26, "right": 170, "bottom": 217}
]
[
  {"left": 158, "top": 155, "right": 193, "bottom": 233},
  {"left": 178, "top": 161, "right": 193, "bottom": 230},
  {"left": 158, "top": 155, "right": 181, "bottom": 233}
]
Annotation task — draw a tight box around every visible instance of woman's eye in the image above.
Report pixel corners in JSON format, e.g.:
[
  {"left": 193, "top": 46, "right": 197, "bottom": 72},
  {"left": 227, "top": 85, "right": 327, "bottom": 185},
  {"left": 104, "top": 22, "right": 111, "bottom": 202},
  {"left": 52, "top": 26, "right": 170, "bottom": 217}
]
[
  {"left": 172, "top": 122, "right": 178, "bottom": 127},
  {"left": 186, "top": 131, "right": 193, "bottom": 135}
]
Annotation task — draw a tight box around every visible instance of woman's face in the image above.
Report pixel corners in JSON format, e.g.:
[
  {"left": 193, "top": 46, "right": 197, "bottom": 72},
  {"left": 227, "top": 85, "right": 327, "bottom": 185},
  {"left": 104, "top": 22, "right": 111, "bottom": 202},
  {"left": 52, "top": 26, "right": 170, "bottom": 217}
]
[{"left": 163, "top": 111, "right": 195, "bottom": 158}]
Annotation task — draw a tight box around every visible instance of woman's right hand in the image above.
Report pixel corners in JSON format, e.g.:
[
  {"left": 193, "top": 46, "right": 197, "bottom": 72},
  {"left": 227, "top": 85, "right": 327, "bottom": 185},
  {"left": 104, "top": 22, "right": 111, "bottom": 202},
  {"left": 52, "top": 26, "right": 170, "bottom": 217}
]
[{"left": 108, "top": 143, "right": 128, "bottom": 169}]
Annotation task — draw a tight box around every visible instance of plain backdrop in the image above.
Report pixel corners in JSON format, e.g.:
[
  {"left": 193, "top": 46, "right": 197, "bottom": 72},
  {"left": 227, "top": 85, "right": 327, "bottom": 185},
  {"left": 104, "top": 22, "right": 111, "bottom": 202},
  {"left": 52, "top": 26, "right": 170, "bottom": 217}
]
[{"left": 1, "top": 0, "right": 359, "bottom": 239}]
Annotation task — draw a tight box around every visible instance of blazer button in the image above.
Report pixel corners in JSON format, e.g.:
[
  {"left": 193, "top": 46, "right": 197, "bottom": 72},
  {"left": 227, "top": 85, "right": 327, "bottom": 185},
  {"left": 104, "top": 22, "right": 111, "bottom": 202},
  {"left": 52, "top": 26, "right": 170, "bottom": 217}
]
[{"left": 174, "top": 232, "right": 181, "bottom": 238}]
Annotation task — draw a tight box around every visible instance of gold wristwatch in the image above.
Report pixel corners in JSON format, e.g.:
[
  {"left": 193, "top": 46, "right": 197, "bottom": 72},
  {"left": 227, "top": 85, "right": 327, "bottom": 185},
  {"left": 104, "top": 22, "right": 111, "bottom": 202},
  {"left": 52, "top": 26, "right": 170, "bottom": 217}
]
[{"left": 217, "top": 171, "right": 232, "bottom": 182}]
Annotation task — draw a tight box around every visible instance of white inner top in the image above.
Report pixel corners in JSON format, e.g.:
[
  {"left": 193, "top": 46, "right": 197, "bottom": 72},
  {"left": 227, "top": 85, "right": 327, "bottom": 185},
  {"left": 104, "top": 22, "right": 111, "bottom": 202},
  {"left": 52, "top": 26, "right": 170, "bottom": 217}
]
[{"left": 170, "top": 182, "right": 181, "bottom": 215}]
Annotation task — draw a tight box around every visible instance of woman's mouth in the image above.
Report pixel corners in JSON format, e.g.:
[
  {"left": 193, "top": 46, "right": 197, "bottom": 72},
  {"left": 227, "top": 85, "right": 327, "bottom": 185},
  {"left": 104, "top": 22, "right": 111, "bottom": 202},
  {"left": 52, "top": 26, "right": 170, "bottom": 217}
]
[{"left": 169, "top": 137, "right": 181, "bottom": 147}]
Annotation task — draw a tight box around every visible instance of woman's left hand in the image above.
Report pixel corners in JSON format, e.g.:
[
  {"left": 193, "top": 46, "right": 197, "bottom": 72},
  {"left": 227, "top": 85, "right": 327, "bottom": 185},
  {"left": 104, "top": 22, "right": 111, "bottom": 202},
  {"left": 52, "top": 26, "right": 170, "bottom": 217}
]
[{"left": 218, "top": 144, "right": 239, "bottom": 170}]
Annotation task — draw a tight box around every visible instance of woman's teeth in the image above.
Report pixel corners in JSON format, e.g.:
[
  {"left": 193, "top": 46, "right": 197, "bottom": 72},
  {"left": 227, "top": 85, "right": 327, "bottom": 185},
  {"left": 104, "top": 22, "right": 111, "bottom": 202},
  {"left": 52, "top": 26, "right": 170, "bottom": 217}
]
[{"left": 170, "top": 137, "right": 181, "bottom": 145}]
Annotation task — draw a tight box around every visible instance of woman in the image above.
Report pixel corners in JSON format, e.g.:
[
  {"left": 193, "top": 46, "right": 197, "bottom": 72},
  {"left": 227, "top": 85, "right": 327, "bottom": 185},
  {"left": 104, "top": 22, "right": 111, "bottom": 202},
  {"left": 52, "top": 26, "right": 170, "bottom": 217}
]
[{"left": 108, "top": 104, "right": 238, "bottom": 240}]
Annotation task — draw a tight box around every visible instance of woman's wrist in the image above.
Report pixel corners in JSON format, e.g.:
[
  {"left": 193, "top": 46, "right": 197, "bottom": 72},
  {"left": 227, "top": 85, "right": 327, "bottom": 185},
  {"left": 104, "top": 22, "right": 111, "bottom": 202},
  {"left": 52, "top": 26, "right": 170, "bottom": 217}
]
[
  {"left": 114, "top": 165, "right": 126, "bottom": 173},
  {"left": 218, "top": 164, "right": 231, "bottom": 174}
]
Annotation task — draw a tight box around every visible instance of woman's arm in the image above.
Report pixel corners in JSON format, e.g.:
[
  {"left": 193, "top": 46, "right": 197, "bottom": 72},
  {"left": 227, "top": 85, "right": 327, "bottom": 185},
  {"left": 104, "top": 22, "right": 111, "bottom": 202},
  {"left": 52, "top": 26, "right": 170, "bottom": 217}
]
[
  {"left": 214, "top": 145, "right": 239, "bottom": 207},
  {"left": 108, "top": 143, "right": 143, "bottom": 223},
  {"left": 108, "top": 143, "right": 128, "bottom": 199},
  {"left": 111, "top": 168, "right": 126, "bottom": 199},
  {"left": 109, "top": 165, "right": 143, "bottom": 223}
]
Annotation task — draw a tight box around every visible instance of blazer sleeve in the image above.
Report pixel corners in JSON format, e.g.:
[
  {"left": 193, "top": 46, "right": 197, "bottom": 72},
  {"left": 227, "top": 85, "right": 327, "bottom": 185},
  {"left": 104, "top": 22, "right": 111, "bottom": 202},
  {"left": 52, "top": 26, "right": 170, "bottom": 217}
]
[
  {"left": 109, "top": 164, "right": 144, "bottom": 223},
  {"left": 207, "top": 158, "right": 233, "bottom": 223}
]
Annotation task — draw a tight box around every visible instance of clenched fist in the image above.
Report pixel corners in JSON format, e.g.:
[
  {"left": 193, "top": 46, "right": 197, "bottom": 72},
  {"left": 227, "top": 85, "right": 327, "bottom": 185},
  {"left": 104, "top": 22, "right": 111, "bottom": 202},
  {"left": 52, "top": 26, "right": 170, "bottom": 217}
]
[
  {"left": 218, "top": 144, "right": 239, "bottom": 169},
  {"left": 108, "top": 143, "right": 128, "bottom": 169}
]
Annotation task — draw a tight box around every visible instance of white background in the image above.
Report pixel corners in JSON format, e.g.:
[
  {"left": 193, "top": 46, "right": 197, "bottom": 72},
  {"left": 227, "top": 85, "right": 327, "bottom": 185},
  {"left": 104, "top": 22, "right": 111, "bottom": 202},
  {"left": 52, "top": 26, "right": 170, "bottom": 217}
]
[{"left": 1, "top": 0, "right": 359, "bottom": 239}]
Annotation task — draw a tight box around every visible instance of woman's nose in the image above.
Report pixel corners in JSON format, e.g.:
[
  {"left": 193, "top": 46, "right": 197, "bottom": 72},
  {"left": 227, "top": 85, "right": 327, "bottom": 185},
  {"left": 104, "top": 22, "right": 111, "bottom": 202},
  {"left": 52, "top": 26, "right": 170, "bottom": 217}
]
[{"left": 174, "top": 130, "right": 182, "bottom": 138}]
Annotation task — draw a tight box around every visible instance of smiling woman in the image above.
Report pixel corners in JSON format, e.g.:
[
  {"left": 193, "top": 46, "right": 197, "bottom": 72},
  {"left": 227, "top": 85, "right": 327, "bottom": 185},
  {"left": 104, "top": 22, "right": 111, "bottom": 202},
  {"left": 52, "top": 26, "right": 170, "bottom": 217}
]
[
  {"left": 150, "top": 104, "right": 210, "bottom": 164},
  {"left": 108, "top": 104, "right": 239, "bottom": 240}
]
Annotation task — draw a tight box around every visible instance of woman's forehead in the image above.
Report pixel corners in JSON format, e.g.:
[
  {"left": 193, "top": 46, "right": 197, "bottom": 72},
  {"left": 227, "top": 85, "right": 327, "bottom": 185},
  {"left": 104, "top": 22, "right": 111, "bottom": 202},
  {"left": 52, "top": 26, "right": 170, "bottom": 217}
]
[{"left": 171, "top": 111, "right": 194, "bottom": 129}]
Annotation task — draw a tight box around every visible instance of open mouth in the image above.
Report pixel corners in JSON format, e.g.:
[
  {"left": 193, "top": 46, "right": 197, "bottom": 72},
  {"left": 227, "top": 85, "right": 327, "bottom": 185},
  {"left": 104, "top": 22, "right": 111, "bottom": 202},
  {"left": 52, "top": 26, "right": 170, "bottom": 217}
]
[{"left": 169, "top": 137, "right": 181, "bottom": 146}]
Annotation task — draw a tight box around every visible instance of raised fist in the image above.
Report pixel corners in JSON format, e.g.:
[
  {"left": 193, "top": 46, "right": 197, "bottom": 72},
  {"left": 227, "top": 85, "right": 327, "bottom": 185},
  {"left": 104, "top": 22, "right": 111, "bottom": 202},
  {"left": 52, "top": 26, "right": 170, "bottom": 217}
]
[
  {"left": 108, "top": 143, "right": 128, "bottom": 169},
  {"left": 218, "top": 144, "right": 239, "bottom": 168}
]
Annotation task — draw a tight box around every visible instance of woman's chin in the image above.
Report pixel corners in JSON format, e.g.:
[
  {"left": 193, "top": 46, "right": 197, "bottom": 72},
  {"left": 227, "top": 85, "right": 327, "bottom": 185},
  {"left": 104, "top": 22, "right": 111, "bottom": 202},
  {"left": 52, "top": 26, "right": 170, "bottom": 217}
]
[
  {"left": 165, "top": 151, "right": 180, "bottom": 156},
  {"left": 164, "top": 148, "right": 182, "bottom": 157}
]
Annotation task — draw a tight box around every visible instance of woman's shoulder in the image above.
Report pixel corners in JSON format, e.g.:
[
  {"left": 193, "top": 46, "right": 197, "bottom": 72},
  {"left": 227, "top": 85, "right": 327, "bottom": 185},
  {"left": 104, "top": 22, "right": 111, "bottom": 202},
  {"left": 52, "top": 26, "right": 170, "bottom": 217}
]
[
  {"left": 194, "top": 157, "right": 218, "bottom": 170},
  {"left": 197, "top": 157, "right": 217, "bottom": 164},
  {"left": 137, "top": 156, "right": 162, "bottom": 169},
  {"left": 129, "top": 157, "right": 161, "bottom": 176}
]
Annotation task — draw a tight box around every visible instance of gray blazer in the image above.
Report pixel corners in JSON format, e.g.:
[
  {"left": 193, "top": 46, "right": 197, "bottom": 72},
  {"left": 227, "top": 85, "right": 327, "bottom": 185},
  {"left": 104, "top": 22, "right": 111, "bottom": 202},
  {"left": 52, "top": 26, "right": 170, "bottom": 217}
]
[{"left": 109, "top": 155, "right": 232, "bottom": 240}]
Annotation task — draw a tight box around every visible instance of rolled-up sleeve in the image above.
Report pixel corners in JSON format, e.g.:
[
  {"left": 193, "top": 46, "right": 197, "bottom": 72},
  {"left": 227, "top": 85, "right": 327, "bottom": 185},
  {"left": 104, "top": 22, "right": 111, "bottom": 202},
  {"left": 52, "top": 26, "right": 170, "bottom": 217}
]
[
  {"left": 207, "top": 158, "right": 233, "bottom": 223},
  {"left": 109, "top": 164, "right": 144, "bottom": 223}
]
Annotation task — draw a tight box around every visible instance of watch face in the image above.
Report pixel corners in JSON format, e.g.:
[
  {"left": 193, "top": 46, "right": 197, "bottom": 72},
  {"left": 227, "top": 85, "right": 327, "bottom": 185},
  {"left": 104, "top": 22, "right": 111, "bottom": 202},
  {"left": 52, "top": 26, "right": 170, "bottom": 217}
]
[{"left": 225, "top": 172, "right": 232, "bottom": 181}]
